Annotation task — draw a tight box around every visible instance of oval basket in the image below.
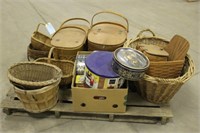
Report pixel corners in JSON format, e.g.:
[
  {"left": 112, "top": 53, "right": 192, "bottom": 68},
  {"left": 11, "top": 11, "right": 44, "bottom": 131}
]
[
  {"left": 124, "top": 29, "right": 195, "bottom": 103},
  {"left": 35, "top": 47, "right": 74, "bottom": 86},
  {"left": 8, "top": 62, "right": 62, "bottom": 89}
]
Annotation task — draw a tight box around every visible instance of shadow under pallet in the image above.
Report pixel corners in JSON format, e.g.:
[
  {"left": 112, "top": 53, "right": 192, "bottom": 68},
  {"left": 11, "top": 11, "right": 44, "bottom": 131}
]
[{"left": 1, "top": 88, "right": 173, "bottom": 124}]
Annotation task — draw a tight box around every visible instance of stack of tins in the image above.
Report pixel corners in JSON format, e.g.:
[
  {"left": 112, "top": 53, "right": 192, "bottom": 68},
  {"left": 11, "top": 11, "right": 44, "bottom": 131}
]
[{"left": 84, "top": 51, "right": 124, "bottom": 89}]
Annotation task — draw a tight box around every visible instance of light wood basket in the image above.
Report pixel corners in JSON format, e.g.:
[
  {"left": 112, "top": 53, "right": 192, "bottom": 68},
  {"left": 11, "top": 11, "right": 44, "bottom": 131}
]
[
  {"left": 31, "top": 23, "right": 51, "bottom": 51},
  {"left": 88, "top": 11, "right": 129, "bottom": 51},
  {"left": 124, "top": 29, "right": 185, "bottom": 78},
  {"left": 14, "top": 81, "right": 59, "bottom": 113},
  {"left": 8, "top": 62, "right": 62, "bottom": 89},
  {"left": 124, "top": 29, "right": 195, "bottom": 103},
  {"left": 36, "top": 47, "right": 74, "bottom": 86}
]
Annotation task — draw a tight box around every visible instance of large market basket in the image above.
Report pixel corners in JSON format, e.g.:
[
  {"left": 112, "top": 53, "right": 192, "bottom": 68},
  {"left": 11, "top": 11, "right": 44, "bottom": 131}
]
[
  {"left": 87, "top": 11, "right": 129, "bottom": 51},
  {"left": 124, "top": 29, "right": 195, "bottom": 103},
  {"left": 8, "top": 62, "right": 62, "bottom": 89},
  {"left": 35, "top": 47, "right": 74, "bottom": 86}
]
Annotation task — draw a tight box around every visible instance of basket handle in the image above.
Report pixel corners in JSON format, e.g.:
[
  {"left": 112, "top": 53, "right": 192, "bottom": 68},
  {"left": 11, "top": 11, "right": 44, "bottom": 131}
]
[
  {"left": 59, "top": 18, "right": 90, "bottom": 29},
  {"left": 136, "top": 29, "right": 156, "bottom": 38},
  {"left": 91, "top": 11, "right": 129, "bottom": 32},
  {"left": 50, "top": 25, "right": 87, "bottom": 39},
  {"left": 35, "top": 23, "right": 46, "bottom": 32},
  {"left": 123, "top": 39, "right": 134, "bottom": 48},
  {"left": 47, "top": 47, "right": 55, "bottom": 63}
]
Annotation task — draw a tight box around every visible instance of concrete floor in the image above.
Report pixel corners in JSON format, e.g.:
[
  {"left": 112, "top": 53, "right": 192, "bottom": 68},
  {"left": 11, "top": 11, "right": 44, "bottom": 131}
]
[{"left": 0, "top": 0, "right": 199, "bottom": 133}]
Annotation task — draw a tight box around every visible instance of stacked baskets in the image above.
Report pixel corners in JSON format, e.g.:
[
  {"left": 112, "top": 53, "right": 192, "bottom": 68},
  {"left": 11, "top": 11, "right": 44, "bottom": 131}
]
[
  {"left": 124, "top": 29, "right": 195, "bottom": 103},
  {"left": 8, "top": 62, "right": 62, "bottom": 113}
]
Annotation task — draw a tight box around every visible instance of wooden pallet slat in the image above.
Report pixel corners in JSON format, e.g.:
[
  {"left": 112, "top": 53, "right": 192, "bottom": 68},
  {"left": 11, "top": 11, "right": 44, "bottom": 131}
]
[{"left": 1, "top": 88, "right": 173, "bottom": 124}]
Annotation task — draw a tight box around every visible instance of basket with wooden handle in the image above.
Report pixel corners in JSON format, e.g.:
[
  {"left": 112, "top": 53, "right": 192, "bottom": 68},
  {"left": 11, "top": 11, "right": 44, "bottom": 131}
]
[
  {"left": 124, "top": 29, "right": 195, "bottom": 103},
  {"left": 35, "top": 47, "right": 74, "bottom": 86},
  {"left": 88, "top": 11, "right": 129, "bottom": 51},
  {"left": 50, "top": 26, "right": 88, "bottom": 61},
  {"left": 31, "top": 23, "right": 51, "bottom": 51}
]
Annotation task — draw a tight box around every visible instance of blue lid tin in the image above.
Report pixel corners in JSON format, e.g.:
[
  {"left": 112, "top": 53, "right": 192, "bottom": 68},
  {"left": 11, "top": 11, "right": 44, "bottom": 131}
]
[{"left": 85, "top": 51, "right": 119, "bottom": 78}]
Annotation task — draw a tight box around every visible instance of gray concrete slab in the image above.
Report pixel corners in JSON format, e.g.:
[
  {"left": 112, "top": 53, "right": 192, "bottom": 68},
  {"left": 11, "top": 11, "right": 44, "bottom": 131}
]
[{"left": 0, "top": 0, "right": 199, "bottom": 133}]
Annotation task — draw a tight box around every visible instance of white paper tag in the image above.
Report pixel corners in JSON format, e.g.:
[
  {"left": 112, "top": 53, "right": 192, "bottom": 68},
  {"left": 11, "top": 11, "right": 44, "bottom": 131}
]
[{"left": 45, "top": 22, "right": 56, "bottom": 35}]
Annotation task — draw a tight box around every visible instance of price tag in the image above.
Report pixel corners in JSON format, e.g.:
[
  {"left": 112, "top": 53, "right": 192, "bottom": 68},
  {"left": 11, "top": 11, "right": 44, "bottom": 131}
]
[{"left": 45, "top": 22, "right": 56, "bottom": 35}]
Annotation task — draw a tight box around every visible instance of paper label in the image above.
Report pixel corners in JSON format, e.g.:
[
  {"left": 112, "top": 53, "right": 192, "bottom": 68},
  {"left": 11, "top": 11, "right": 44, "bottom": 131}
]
[{"left": 45, "top": 22, "right": 56, "bottom": 35}]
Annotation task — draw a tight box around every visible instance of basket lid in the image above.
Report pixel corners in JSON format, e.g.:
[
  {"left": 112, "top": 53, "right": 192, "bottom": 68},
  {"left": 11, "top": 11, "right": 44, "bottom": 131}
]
[
  {"left": 51, "top": 27, "right": 86, "bottom": 49},
  {"left": 88, "top": 23, "right": 127, "bottom": 45},
  {"left": 114, "top": 48, "right": 149, "bottom": 70},
  {"left": 85, "top": 51, "right": 119, "bottom": 78}
]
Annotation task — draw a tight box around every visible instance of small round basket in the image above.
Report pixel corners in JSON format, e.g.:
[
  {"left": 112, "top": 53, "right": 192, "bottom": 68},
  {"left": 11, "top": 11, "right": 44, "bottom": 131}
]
[
  {"left": 124, "top": 29, "right": 195, "bottom": 103},
  {"left": 8, "top": 62, "right": 62, "bottom": 89}
]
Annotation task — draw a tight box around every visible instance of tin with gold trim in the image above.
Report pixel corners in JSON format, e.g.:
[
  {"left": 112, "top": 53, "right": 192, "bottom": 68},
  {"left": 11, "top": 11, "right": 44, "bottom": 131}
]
[{"left": 112, "top": 47, "right": 150, "bottom": 80}]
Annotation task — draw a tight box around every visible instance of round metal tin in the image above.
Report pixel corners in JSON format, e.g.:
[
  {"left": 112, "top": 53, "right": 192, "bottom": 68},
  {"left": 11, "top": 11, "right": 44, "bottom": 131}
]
[{"left": 113, "top": 47, "right": 149, "bottom": 70}]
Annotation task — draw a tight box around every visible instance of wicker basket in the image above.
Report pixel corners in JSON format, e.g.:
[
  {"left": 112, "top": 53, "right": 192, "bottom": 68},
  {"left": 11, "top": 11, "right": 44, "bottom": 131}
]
[
  {"left": 124, "top": 29, "right": 195, "bottom": 103},
  {"left": 50, "top": 26, "right": 88, "bottom": 61},
  {"left": 133, "top": 54, "right": 195, "bottom": 103},
  {"left": 31, "top": 23, "right": 51, "bottom": 51},
  {"left": 35, "top": 47, "right": 74, "bottom": 86},
  {"left": 124, "top": 29, "right": 184, "bottom": 78},
  {"left": 14, "top": 81, "right": 59, "bottom": 113},
  {"left": 27, "top": 44, "right": 49, "bottom": 61},
  {"left": 8, "top": 62, "right": 62, "bottom": 89},
  {"left": 88, "top": 11, "right": 129, "bottom": 51}
]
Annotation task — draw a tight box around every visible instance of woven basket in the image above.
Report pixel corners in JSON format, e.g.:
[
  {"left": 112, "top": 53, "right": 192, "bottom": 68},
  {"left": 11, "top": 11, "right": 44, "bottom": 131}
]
[
  {"left": 134, "top": 54, "right": 195, "bottom": 103},
  {"left": 88, "top": 11, "right": 129, "bottom": 51},
  {"left": 31, "top": 23, "right": 51, "bottom": 51},
  {"left": 8, "top": 62, "right": 62, "bottom": 89},
  {"left": 35, "top": 47, "right": 74, "bottom": 86},
  {"left": 27, "top": 44, "right": 49, "bottom": 61},
  {"left": 50, "top": 26, "right": 88, "bottom": 61},
  {"left": 124, "top": 29, "right": 184, "bottom": 78},
  {"left": 14, "top": 81, "right": 59, "bottom": 113},
  {"left": 124, "top": 29, "right": 195, "bottom": 103}
]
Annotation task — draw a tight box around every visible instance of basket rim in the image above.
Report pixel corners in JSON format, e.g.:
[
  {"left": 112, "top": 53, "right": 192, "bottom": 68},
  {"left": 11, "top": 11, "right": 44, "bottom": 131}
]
[
  {"left": 124, "top": 37, "right": 195, "bottom": 83},
  {"left": 8, "top": 62, "right": 62, "bottom": 87}
]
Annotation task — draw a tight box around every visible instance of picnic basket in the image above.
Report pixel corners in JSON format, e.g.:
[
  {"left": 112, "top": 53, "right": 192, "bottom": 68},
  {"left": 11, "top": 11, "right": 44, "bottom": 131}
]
[
  {"left": 36, "top": 47, "right": 74, "bottom": 86},
  {"left": 124, "top": 29, "right": 195, "bottom": 103},
  {"left": 88, "top": 11, "right": 129, "bottom": 51}
]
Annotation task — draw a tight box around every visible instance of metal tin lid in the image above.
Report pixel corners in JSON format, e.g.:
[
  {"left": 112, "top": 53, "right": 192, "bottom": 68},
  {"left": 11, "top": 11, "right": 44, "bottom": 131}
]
[
  {"left": 85, "top": 51, "right": 119, "bottom": 78},
  {"left": 114, "top": 47, "right": 149, "bottom": 70}
]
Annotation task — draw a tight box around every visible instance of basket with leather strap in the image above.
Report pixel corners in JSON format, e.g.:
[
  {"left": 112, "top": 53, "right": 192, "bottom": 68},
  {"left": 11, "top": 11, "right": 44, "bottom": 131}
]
[
  {"left": 35, "top": 47, "right": 74, "bottom": 86},
  {"left": 124, "top": 29, "right": 185, "bottom": 78},
  {"left": 88, "top": 11, "right": 129, "bottom": 51},
  {"left": 8, "top": 62, "right": 62, "bottom": 89},
  {"left": 31, "top": 23, "right": 51, "bottom": 51},
  {"left": 124, "top": 29, "right": 195, "bottom": 103}
]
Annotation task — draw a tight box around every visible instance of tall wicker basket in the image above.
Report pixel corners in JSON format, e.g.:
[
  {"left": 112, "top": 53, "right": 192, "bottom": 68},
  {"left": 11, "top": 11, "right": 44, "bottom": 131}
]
[{"left": 124, "top": 29, "right": 195, "bottom": 103}]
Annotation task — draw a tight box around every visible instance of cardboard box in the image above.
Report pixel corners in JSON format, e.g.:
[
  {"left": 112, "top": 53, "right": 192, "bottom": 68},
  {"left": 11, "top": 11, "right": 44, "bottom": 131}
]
[{"left": 71, "top": 51, "right": 128, "bottom": 113}]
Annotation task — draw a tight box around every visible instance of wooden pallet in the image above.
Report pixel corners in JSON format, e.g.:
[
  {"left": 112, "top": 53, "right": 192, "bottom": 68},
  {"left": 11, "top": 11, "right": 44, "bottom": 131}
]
[{"left": 1, "top": 88, "right": 173, "bottom": 124}]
